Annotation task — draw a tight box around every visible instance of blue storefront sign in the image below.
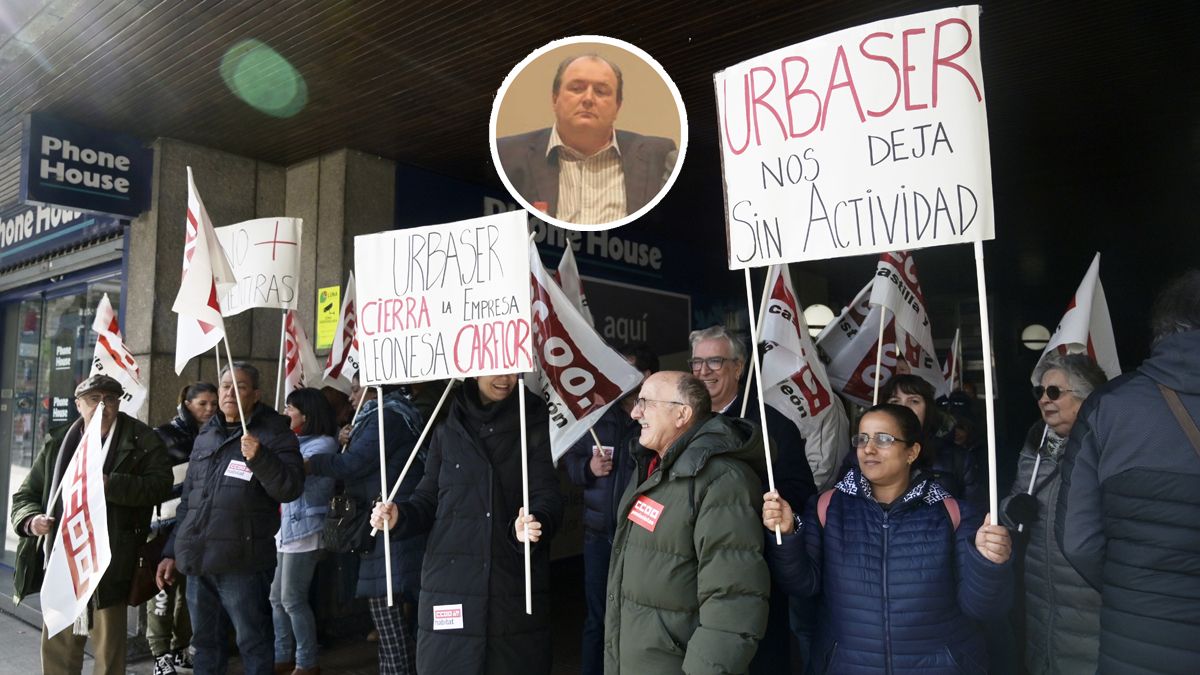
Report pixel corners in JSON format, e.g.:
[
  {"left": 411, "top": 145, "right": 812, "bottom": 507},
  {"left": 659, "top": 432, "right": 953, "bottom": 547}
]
[
  {"left": 0, "top": 202, "right": 123, "bottom": 270},
  {"left": 20, "top": 112, "right": 152, "bottom": 217}
]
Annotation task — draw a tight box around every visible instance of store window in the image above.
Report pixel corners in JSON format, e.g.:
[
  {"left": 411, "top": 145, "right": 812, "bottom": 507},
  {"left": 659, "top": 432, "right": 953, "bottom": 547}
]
[{"left": 1, "top": 270, "right": 122, "bottom": 567}]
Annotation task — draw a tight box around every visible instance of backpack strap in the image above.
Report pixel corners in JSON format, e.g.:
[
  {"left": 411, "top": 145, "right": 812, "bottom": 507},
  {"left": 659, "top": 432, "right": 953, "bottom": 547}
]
[
  {"left": 943, "top": 495, "right": 961, "bottom": 531},
  {"left": 817, "top": 489, "right": 835, "bottom": 527},
  {"left": 1158, "top": 383, "right": 1200, "bottom": 459}
]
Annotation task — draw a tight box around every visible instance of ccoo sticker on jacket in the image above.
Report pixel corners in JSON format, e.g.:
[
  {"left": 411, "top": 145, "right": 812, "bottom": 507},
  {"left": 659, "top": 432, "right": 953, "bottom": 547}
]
[
  {"left": 433, "top": 603, "right": 464, "bottom": 630},
  {"left": 628, "top": 495, "right": 665, "bottom": 532}
]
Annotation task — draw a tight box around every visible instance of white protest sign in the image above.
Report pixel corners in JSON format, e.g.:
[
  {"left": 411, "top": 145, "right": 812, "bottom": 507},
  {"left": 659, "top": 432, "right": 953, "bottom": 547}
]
[
  {"left": 715, "top": 5, "right": 993, "bottom": 268},
  {"left": 354, "top": 211, "right": 533, "bottom": 385},
  {"left": 214, "top": 218, "right": 303, "bottom": 316}
]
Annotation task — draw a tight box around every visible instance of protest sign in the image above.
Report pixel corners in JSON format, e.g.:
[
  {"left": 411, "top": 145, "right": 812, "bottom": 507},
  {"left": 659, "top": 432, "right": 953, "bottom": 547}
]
[
  {"left": 214, "top": 218, "right": 302, "bottom": 316},
  {"left": 715, "top": 5, "right": 993, "bottom": 268},
  {"left": 354, "top": 211, "right": 533, "bottom": 385}
]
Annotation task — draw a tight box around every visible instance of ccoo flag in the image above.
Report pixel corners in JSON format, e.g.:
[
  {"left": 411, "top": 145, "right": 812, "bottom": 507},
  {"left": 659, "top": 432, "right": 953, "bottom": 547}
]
[
  {"left": 284, "top": 310, "right": 325, "bottom": 399},
  {"left": 527, "top": 239, "right": 643, "bottom": 462},
  {"left": 323, "top": 271, "right": 360, "bottom": 396},
  {"left": 757, "top": 264, "right": 851, "bottom": 490},
  {"left": 1035, "top": 253, "right": 1121, "bottom": 382},
  {"left": 89, "top": 293, "right": 147, "bottom": 417},
  {"left": 556, "top": 244, "right": 594, "bottom": 328},
  {"left": 173, "top": 167, "right": 237, "bottom": 374}
]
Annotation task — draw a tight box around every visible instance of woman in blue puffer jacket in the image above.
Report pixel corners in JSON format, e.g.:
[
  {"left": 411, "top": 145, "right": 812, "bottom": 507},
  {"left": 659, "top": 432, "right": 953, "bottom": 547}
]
[
  {"left": 271, "top": 387, "right": 338, "bottom": 674},
  {"left": 763, "top": 403, "right": 1013, "bottom": 674}
]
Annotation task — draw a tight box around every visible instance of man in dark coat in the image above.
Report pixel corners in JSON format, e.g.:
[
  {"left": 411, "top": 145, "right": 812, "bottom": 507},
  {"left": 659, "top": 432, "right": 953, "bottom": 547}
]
[
  {"left": 156, "top": 363, "right": 304, "bottom": 675},
  {"left": 1057, "top": 270, "right": 1200, "bottom": 674},
  {"left": 561, "top": 342, "right": 656, "bottom": 675},
  {"left": 496, "top": 53, "right": 676, "bottom": 225},
  {"left": 11, "top": 374, "right": 172, "bottom": 675},
  {"left": 371, "top": 375, "right": 564, "bottom": 674}
]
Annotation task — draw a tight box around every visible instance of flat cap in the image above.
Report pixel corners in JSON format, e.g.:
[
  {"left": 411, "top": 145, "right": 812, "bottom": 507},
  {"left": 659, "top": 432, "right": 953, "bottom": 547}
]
[{"left": 74, "top": 374, "right": 124, "bottom": 398}]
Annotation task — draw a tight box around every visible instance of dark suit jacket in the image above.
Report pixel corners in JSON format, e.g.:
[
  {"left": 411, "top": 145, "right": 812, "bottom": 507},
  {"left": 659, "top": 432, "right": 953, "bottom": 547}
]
[{"left": 496, "top": 127, "right": 676, "bottom": 221}]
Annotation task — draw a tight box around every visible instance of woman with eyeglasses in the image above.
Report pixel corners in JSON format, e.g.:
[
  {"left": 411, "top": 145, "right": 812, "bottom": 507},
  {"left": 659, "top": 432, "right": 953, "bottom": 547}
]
[
  {"left": 1001, "top": 352, "right": 1107, "bottom": 675},
  {"left": 763, "top": 403, "right": 1013, "bottom": 674},
  {"left": 881, "top": 374, "right": 986, "bottom": 508}
]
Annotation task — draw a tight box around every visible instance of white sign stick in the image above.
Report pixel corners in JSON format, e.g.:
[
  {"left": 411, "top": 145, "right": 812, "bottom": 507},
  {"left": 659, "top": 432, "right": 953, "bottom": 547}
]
[
  {"left": 370, "top": 379, "right": 457, "bottom": 536},
  {"left": 519, "top": 374, "right": 532, "bottom": 614},
  {"left": 872, "top": 306, "right": 889, "bottom": 405},
  {"left": 973, "top": 241, "right": 999, "bottom": 524},
  {"left": 222, "top": 337, "right": 248, "bottom": 436},
  {"left": 741, "top": 270, "right": 774, "bottom": 418},
  {"left": 377, "top": 385, "right": 393, "bottom": 607},
  {"left": 275, "top": 310, "right": 286, "bottom": 409},
  {"left": 214, "top": 343, "right": 222, "bottom": 385},
  {"left": 744, "top": 269, "right": 782, "bottom": 545}
]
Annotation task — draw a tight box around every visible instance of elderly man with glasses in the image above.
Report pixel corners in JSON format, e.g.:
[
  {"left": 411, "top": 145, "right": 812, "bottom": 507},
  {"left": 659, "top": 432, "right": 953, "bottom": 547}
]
[
  {"left": 603, "top": 371, "right": 770, "bottom": 674},
  {"left": 11, "top": 374, "right": 172, "bottom": 675},
  {"left": 689, "top": 324, "right": 818, "bottom": 673}
]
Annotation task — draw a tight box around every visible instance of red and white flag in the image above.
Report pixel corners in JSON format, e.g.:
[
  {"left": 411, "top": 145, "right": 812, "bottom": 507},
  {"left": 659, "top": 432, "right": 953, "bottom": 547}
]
[
  {"left": 556, "top": 245, "right": 594, "bottom": 328},
  {"left": 868, "top": 252, "right": 949, "bottom": 398},
  {"left": 89, "top": 293, "right": 147, "bottom": 417},
  {"left": 41, "top": 406, "right": 112, "bottom": 637},
  {"left": 1035, "top": 252, "right": 1121, "bottom": 382},
  {"left": 943, "top": 327, "right": 963, "bottom": 392},
  {"left": 757, "top": 264, "right": 851, "bottom": 490},
  {"left": 284, "top": 310, "right": 324, "bottom": 398},
  {"left": 173, "top": 167, "right": 236, "bottom": 374},
  {"left": 323, "top": 271, "right": 360, "bottom": 396},
  {"left": 819, "top": 291, "right": 898, "bottom": 408},
  {"left": 527, "top": 240, "right": 643, "bottom": 462}
]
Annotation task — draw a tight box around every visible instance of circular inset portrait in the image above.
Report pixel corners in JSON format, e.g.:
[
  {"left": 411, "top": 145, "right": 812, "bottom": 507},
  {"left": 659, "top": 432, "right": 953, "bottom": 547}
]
[{"left": 491, "top": 36, "right": 687, "bottom": 232}]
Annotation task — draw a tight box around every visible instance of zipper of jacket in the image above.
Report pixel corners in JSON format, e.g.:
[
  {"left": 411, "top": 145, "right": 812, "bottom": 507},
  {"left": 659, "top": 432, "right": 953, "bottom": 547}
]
[{"left": 881, "top": 506, "right": 893, "bottom": 675}]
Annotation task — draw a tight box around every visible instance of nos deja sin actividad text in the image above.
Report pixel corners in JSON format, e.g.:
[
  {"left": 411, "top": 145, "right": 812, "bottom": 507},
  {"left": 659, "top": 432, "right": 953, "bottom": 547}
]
[
  {"left": 719, "top": 13, "right": 988, "bottom": 262},
  {"left": 358, "top": 224, "right": 531, "bottom": 382}
]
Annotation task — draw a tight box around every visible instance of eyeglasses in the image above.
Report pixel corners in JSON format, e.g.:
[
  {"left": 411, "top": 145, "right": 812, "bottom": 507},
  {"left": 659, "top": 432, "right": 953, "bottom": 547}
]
[
  {"left": 687, "top": 356, "right": 738, "bottom": 372},
  {"left": 851, "top": 432, "right": 911, "bottom": 449},
  {"left": 634, "top": 397, "right": 685, "bottom": 410},
  {"left": 1032, "top": 385, "right": 1075, "bottom": 401}
]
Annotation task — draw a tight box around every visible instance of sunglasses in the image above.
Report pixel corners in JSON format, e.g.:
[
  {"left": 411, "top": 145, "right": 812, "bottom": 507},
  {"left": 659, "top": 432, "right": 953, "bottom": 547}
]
[
  {"left": 1032, "top": 385, "right": 1075, "bottom": 401},
  {"left": 851, "top": 432, "right": 911, "bottom": 449}
]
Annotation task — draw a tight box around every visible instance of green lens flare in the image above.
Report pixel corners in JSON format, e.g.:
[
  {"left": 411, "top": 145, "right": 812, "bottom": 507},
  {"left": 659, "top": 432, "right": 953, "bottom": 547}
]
[{"left": 220, "top": 39, "right": 307, "bottom": 118}]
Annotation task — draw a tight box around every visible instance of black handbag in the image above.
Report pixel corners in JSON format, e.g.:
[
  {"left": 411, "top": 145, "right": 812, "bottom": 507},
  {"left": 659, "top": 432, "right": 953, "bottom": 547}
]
[{"left": 321, "top": 492, "right": 375, "bottom": 554}]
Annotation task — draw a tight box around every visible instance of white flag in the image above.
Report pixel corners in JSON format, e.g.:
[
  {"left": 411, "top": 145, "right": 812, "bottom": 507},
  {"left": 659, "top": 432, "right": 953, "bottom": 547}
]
[
  {"left": 943, "top": 327, "right": 963, "bottom": 392},
  {"left": 868, "top": 252, "right": 949, "bottom": 398},
  {"left": 758, "top": 265, "right": 851, "bottom": 490},
  {"left": 41, "top": 407, "right": 112, "bottom": 637},
  {"left": 173, "top": 167, "right": 237, "bottom": 374},
  {"left": 556, "top": 245, "right": 594, "bottom": 327},
  {"left": 89, "top": 294, "right": 147, "bottom": 417},
  {"left": 323, "top": 271, "right": 360, "bottom": 396},
  {"left": 527, "top": 240, "right": 643, "bottom": 462},
  {"left": 1036, "top": 253, "right": 1121, "bottom": 382},
  {"left": 284, "top": 310, "right": 325, "bottom": 399}
]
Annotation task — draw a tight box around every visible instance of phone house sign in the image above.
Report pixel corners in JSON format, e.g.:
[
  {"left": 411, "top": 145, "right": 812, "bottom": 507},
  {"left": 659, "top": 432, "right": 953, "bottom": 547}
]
[{"left": 21, "top": 112, "right": 152, "bottom": 218}]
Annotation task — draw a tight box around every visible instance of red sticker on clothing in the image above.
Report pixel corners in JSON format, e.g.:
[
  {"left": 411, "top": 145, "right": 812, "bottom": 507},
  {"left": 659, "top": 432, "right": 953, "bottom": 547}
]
[{"left": 627, "top": 495, "right": 665, "bottom": 532}]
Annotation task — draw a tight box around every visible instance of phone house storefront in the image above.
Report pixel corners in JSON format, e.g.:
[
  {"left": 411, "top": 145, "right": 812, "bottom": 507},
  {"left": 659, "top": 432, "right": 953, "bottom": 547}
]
[{"left": 0, "top": 203, "right": 126, "bottom": 573}]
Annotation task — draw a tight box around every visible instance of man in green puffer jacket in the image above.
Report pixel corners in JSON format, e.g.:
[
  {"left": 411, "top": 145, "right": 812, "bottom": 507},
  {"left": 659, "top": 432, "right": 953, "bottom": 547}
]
[
  {"left": 604, "top": 371, "right": 770, "bottom": 675},
  {"left": 10, "top": 374, "right": 172, "bottom": 675}
]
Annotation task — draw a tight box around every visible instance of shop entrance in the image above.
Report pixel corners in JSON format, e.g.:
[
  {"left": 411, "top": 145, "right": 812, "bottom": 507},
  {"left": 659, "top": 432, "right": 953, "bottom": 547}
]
[{"left": 0, "top": 264, "right": 122, "bottom": 567}]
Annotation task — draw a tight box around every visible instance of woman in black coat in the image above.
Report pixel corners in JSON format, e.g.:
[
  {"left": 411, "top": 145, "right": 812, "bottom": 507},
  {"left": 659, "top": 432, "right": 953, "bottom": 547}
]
[{"left": 372, "top": 375, "right": 564, "bottom": 675}]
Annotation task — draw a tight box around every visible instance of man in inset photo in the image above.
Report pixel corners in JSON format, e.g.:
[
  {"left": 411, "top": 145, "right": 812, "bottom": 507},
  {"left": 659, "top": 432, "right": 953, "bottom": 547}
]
[{"left": 497, "top": 53, "right": 677, "bottom": 227}]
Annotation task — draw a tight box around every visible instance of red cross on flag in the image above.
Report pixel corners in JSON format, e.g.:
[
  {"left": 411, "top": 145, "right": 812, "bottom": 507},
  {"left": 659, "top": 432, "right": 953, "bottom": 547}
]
[
  {"left": 284, "top": 310, "right": 324, "bottom": 399},
  {"left": 89, "top": 293, "right": 147, "bottom": 417},
  {"left": 173, "top": 167, "right": 237, "bottom": 374},
  {"left": 323, "top": 272, "right": 360, "bottom": 396},
  {"left": 41, "top": 406, "right": 112, "bottom": 637}
]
